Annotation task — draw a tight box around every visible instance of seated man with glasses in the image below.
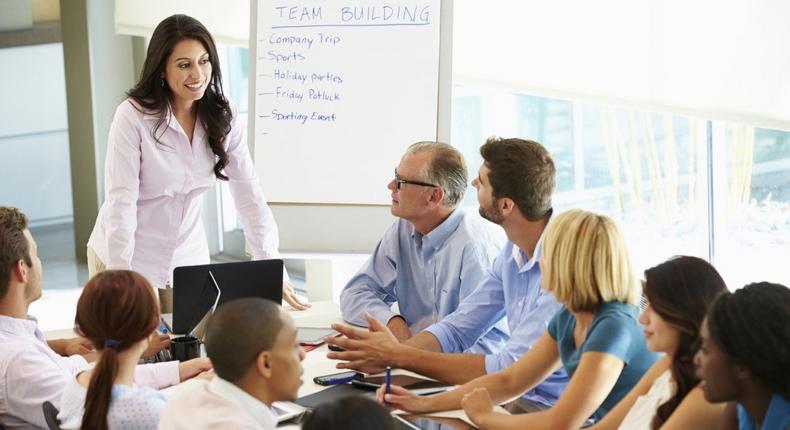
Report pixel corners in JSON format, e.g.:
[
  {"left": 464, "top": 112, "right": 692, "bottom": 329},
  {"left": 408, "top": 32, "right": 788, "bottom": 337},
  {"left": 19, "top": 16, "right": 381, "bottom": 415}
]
[{"left": 339, "top": 141, "right": 507, "bottom": 349}]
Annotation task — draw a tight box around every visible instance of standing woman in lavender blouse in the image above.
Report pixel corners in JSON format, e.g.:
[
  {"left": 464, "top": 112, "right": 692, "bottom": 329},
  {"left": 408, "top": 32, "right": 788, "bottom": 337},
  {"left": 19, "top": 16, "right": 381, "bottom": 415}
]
[{"left": 86, "top": 14, "right": 307, "bottom": 309}]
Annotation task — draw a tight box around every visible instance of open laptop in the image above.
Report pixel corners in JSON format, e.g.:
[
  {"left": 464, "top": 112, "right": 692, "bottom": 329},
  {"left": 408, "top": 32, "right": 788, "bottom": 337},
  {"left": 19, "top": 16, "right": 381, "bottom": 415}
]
[{"left": 171, "top": 260, "right": 284, "bottom": 334}]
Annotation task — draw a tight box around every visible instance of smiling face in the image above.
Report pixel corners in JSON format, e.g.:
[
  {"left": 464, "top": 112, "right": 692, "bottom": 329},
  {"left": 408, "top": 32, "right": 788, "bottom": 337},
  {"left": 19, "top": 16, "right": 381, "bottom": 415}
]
[
  {"left": 694, "top": 318, "right": 743, "bottom": 403},
  {"left": 163, "top": 38, "right": 212, "bottom": 108},
  {"left": 639, "top": 301, "right": 680, "bottom": 355}
]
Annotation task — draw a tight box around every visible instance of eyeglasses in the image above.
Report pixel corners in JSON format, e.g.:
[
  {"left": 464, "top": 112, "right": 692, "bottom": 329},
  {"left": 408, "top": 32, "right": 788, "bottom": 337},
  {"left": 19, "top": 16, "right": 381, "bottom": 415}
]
[{"left": 393, "top": 168, "right": 439, "bottom": 190}]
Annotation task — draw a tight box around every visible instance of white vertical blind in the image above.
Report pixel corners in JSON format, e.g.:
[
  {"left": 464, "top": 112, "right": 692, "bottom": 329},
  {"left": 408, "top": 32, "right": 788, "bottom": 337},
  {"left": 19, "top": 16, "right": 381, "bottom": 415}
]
[
  {"left": 114, "top": 0, "right": 249, "bottom": 46},
  {"left": 453, "top": 0, "right": 790, "bottom": 131}
]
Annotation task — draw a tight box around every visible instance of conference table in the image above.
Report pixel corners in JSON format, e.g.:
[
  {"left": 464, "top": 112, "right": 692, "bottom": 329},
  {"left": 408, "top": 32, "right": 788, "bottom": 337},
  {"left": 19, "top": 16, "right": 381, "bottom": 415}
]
[
  {"left": 45, "top": 301, "right": 485, "bottom": 429},
  {"left": 256, "top": 301, "right": 482, "bottom": 429}
]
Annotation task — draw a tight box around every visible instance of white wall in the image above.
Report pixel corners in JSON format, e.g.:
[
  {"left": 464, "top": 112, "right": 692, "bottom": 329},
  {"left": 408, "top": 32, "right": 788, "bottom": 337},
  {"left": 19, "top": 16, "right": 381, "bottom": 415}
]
[
  {"left": 0, "top": 43, "right": 73, "bottom": 225},
  {"left": 88, "top": 0, "right": 137, "bottom": 201}
]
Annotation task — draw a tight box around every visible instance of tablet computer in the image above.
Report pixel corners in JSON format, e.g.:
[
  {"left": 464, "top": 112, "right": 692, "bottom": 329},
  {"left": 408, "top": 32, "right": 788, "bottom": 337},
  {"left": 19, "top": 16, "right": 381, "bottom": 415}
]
[
  {"left": 297, "top": 327, "right": 339, "bottom": 345},
  {"left": 351, "top": 374, "right": 452, "bottom": 395},
  {"left": 271, "top": 401, "right": 304, "bottom": 423},
  {"left": 395, "top": 415, "right": 474, "bottom": 429}
]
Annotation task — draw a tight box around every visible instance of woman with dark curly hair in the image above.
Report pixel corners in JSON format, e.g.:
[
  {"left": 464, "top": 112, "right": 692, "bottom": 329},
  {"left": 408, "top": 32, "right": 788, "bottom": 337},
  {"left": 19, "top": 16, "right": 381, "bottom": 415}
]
[
  {"left": 696, "top": 282, "right": 790, "bottom": 430},
  {"left": 85, "top": 14, "right": 307, "bottom": 310},
  {"left": 587, "top": 256, "right": 727, "bottom": 430}
]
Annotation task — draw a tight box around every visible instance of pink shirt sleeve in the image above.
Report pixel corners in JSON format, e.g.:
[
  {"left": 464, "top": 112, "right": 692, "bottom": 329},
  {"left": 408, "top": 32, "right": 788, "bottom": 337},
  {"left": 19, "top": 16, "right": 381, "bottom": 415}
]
[
  {"left": 133, "top": 361, "right": 180, "bottom": 390},
  {"left": 4, "top": 352, "right": 84, "bottom": 428},
  {"left": 102, "top": 101, "right": 142, "bottom": 270},
  {"left": 223, "top": 110, "right": 289, "bottom": 280}
]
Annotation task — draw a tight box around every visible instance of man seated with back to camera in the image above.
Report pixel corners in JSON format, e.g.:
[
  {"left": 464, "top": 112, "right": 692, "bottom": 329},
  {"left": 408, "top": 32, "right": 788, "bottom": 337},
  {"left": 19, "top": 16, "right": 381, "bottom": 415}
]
[
  {"left": 340, "top": 141, "right": 507, "bottom": 347},
  {"left": 158, "top": 298, "right": 305, "bottom": 430},
  {"left": 0, "top": 206, "right": 211, "bottom": 430}
]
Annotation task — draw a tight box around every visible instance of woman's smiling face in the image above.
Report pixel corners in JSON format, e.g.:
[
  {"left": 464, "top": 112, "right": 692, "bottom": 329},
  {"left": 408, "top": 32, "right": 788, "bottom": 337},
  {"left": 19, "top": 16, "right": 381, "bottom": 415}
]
[{"left": 163, "top": 39, "right": 212, "bottom": 107}]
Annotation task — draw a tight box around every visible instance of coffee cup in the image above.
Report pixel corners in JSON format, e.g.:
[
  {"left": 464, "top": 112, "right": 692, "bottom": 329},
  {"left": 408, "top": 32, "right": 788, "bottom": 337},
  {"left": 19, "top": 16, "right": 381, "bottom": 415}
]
[{"left": 170, "top": 335, "right": 200, "bottom": 361}]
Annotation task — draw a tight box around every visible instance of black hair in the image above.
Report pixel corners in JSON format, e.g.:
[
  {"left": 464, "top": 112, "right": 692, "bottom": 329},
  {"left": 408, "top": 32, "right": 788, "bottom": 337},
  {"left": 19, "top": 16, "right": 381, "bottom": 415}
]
[
  {"left": 643, "top": 256, "right": 727, "bottom": 429},
  {"left": 707, "top": 282, "right": 790, "bottom": 399},
  {"left": 204, "top": 298, "right": 283, "bottom": 382},
  {"left": 128, "top": 14, "right": 232, "bottom": 180},
  {"left": 301, "top": 397, "right": 395, "bottom": 430}
]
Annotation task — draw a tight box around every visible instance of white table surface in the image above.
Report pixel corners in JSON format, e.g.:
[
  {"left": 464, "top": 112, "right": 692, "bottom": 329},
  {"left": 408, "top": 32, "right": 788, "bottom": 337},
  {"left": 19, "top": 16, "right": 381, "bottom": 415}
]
[{"left": 43, "top": 300, "right": 490, "bottom": 427}]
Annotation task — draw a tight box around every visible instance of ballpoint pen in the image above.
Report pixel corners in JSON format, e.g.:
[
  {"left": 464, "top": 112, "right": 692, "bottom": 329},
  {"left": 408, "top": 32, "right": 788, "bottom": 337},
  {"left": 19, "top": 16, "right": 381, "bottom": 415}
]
[{"left": 385, "top": 366, "right": 391, "bottom": 406}]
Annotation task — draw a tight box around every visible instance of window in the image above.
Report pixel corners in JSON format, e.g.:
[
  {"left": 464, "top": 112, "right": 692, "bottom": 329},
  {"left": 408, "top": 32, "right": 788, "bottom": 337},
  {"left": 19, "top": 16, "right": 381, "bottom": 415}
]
[
  {"left": 452, "top": 83, "right": 789, "bottom": 288},
  {"left": 714, "top": 125, "right": 790, "bottom": 288},
  {"left": 216, "top": 47, "right": 789, "bottom": 290}
]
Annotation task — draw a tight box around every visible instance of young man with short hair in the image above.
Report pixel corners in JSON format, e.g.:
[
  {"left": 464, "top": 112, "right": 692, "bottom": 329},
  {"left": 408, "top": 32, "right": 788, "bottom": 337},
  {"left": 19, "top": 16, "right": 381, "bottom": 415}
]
[
  {"left": 0, "top": 206, "right": 210, "bottom": 429},
  {"left": 159, "top": 298, "right": 305, "bottom": 430}
]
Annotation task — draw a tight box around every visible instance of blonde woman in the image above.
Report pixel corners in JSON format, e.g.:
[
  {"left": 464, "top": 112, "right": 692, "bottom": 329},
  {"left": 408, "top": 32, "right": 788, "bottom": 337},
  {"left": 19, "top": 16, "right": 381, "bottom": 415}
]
[{"left": 379, "top": 210, "right": 659, "bottom": 429}]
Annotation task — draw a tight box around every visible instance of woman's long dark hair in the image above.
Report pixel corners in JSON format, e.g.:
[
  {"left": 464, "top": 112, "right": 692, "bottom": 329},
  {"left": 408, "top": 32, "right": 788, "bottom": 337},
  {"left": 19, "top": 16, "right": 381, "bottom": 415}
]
[
  {"left": 643, "top": 256, "right": 727, "bottom": 429},
  {"left": 708, "top": 282, "right": 790, "bottom": 399},
  {"left": 76, "top": 270, "right": 159, "bottom": 430},
  {"left": 128, "top": 14, "right": 232, "bottom": 180}
]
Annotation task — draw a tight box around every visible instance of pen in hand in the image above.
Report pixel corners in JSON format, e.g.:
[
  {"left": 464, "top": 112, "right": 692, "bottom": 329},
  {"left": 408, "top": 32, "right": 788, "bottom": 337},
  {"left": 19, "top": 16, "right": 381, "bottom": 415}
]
[{"left": 385, "top": 366, "right": 391, "bottom": 407}]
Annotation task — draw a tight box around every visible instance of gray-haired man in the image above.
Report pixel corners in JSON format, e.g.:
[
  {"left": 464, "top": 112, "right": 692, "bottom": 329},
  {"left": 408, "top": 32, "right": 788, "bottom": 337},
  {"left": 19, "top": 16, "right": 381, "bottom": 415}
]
[{"left": 339, "top": 142, "right": 507, "bottom": 349}]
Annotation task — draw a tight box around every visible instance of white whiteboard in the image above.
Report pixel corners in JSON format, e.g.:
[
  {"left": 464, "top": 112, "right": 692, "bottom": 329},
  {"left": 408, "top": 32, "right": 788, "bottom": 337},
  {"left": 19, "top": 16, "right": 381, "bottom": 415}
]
[{"left": 251, "top": 1, "right": 442, "bottom": 204}]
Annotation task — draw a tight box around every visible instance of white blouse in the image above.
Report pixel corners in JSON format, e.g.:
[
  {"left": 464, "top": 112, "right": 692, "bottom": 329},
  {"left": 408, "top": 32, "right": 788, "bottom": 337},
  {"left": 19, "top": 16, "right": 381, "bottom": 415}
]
[
  {"left": 88, "top": 99, "right": 282, "bottom": 288},
  {"left": 619, "top": 369, "right": 675, "bottom": 430}
]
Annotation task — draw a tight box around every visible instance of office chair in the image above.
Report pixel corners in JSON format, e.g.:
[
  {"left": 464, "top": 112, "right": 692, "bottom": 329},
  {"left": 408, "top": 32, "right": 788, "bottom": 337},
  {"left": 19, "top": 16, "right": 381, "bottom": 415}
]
[{"left": 42, "top": 401, "right": 63, "bottom": 430}]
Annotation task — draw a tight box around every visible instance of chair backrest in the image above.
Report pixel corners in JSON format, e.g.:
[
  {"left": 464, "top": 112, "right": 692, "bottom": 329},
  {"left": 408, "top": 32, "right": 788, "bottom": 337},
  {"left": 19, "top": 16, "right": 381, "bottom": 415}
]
[{"left": 42, "top": 401, "right": 62, "bottom": 430}]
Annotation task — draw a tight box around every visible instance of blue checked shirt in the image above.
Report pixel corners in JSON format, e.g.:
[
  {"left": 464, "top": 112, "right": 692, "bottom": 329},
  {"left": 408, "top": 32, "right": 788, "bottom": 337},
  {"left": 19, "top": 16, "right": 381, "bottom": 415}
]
[
  {"left": 340, "top": 209, "right": 509, "bottom": 354},
  {"left": 424, "top": 239, "right": 569, "bottom": 407}
]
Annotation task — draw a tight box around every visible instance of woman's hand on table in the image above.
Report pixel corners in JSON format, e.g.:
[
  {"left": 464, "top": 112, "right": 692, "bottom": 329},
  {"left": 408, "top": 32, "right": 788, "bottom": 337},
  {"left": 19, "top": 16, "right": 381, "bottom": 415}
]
[
  {"left": 376, "top": 384, "right": 433, "bottom": 413},
  {"left": 461, "top": 387, "right": 496, "bottom": 426},
  {"left": 282, "top": 280, "right": 311, "bottom": 310}
]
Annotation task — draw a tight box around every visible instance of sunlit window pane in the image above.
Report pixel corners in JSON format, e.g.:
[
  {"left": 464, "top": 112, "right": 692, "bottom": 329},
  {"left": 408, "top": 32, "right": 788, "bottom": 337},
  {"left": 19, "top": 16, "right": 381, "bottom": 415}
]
[
  {"left": 451, "top": 84, "right": 709, "bottom": 275},
  {"left": 715, "top": 125, "right": 790, "bottom": 288}
]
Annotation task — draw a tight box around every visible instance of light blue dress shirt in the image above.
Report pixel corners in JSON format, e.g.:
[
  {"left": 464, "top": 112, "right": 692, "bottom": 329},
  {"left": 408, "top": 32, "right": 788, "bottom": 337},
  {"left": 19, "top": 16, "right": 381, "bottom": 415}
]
[
  {"left": 424, "top": 240, "right": 568, "bottom": 407},
  {"left": 340, "top": 209, "right": 509, "bottom": 354}
]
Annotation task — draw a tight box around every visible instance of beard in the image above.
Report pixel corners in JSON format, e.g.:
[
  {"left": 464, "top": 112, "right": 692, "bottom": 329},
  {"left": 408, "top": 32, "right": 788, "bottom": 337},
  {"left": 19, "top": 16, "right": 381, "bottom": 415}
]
[{"left": 479, "top": 203, "right": 505, "bottom": 225}]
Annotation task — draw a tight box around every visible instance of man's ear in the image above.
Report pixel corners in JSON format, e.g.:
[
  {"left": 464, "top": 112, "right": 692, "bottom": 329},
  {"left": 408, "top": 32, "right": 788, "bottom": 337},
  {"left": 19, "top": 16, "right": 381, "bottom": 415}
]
[
  {"left": 256, "top": 350, "right": 273, "bottom": 379},
  {"left": 428, "top": 187, "right": 445, "bottom": 207},
  {"left": 499, "top": 197, "right": 515, "bottom": 216},
  {"left": 12, "top": 259, "right": 28, "bottom": 283}
]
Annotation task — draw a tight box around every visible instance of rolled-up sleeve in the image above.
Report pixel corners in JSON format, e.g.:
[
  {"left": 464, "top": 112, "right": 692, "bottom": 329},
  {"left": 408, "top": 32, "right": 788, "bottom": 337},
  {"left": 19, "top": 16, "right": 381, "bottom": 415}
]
[
  {"left": 133, "top": 361, "right": 180, "bottom": 390},
  {"left": 484, "top": 289, "right": 562, "bottom": 374},
  {"left": 103, "top": 101, "right": 142, "bottom": 270},
  {"left": 339, "top": 223, "right": 399, "bottom": 327},
  {"left": 424, "top": 254, "right": 507, "bottom": 353},
  {"left": 222, "top": 110, "right": 287, "bottom": 279},
  {"left": 459, "top": 243, "right": 509, "bottom": 355}
]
